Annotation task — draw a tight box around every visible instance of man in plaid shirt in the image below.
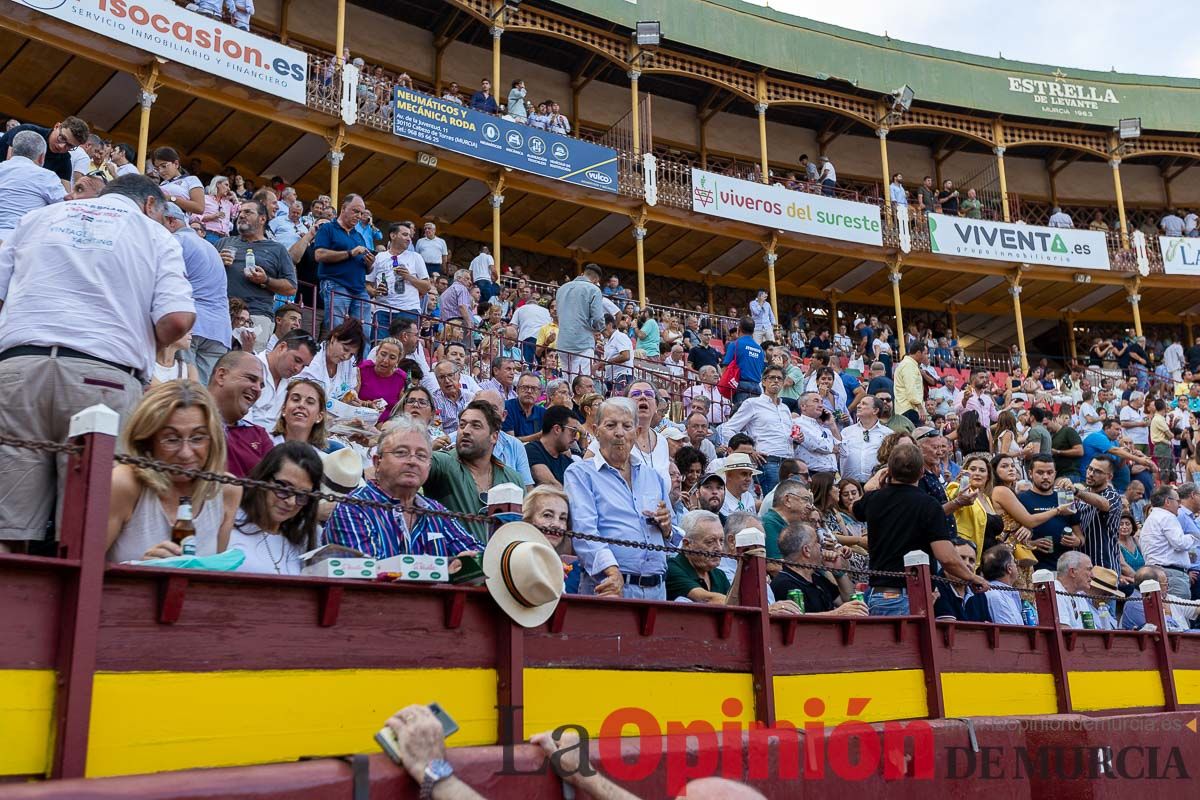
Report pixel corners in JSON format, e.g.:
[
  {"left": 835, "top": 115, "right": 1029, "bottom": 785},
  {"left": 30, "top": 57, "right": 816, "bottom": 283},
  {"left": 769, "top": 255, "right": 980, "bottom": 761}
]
[{"left": 325, "top": 417, "right": 477, "bottom": 558}]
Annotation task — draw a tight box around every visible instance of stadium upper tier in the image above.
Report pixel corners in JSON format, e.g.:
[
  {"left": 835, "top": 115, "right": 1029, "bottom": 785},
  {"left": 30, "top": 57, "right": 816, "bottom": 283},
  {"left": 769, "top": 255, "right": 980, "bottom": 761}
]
[{"left": 5, "top": 0, "right": 1200, "bottom": 341}]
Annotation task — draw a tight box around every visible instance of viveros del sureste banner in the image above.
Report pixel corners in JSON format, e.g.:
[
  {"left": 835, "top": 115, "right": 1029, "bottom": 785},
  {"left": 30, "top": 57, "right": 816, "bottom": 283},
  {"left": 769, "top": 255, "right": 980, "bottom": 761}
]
[
  {"left": 1159, "top": 236, "right": 1200, "bottom": 275},
  {"left": 13, "top": 0, "right": 309, "bottom": 103},
  {"left": 690, "top": 169, "right": 883, "bottom": 246},
  {"left": 391, "top": 87, "right": 618, "bottom": 193},
  {"left": 928, "top": 214, "right": 1109, "bottom": 269}
]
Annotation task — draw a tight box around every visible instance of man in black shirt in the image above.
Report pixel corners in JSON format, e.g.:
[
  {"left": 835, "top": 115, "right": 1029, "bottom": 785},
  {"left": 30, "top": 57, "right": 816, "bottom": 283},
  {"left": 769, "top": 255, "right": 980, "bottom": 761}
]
[
  {"left": 0, "top": 117, "right": 89, "bottom": 184},
  {"left": 770, "top": 523, "right": 865, "bottom": 616},
  {"left": 855, "top": 443, "right": 988, "bottom": 615},
  {"left": 525, "top": 405, "right": 577, "bottom": 488},
  {"left": 937, "top": 180, "right": 960, "bottom": 216},
  {"left": 687, "top": 326, "right": 722, "bottom": 373}
]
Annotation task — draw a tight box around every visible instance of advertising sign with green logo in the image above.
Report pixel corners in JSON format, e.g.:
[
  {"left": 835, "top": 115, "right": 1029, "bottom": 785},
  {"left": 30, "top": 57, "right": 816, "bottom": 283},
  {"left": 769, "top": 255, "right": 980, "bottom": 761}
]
[
  {"left": 690, "top": 168, "right": 882, "bottom": 246},
  {"left": 927, "top": 214, "right": 1109, "bottom": 269}
]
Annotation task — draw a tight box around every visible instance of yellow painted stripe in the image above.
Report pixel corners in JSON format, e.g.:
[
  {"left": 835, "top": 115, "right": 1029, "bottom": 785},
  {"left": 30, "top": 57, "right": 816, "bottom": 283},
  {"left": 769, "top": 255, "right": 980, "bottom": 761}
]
[
  {"left": 1175, "top": 669, "right": 1200, "bottom": 705},
  {"left": 942, "top": 672, "right": 1058, "bottom": 717},
  {"left": 524, "top": 668, "right": 755, "bottom": 740},
  {"left": 86, "top": 669, "right": 497, "bottom": 778},
  {"left": 1068, "top": 670, "right": 1165, "bottom": 711},
  {"left": 774, "top": 670, "right": 927, "bottom": 725},
  {"left": 0, "top": 669, "right": 55, "bottom": 777}
]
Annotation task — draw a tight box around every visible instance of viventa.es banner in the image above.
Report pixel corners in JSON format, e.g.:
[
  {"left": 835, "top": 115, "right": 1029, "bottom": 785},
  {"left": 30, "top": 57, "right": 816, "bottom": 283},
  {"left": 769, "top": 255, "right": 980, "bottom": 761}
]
[{"left": 928, "top": 214, "right": 1109, "bottom": 269}]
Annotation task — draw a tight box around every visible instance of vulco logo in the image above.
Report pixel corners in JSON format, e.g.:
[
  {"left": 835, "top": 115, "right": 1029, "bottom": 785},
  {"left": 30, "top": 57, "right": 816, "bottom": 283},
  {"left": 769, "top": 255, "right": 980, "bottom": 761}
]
[{"left": 585, "top": 170, "right": 613, "bottom": 185}]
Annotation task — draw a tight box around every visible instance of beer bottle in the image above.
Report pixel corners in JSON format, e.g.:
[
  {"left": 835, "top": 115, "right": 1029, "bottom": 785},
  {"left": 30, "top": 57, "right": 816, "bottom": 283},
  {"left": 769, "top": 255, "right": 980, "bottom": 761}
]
[{"left": 172, "top": 496, "right": 196, "bottom": 556}]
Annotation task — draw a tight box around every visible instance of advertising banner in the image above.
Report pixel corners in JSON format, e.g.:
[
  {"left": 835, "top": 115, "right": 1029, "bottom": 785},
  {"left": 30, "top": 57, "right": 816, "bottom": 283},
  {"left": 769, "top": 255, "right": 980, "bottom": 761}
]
[
  {"left": 13, "top": 0, "right": 309, "bottom": 103},
  {"left": 1159, "top": 236, "right": 1200, "bottom": 276},
  {"left": 690, "top": 169, "right": 883, "bottom": 246},
  {"left": 391, "top": 87, "right": 618, "bottom": 193},
  {"left": 927, "top": 214, "right": 1109, "bottom": 269}
]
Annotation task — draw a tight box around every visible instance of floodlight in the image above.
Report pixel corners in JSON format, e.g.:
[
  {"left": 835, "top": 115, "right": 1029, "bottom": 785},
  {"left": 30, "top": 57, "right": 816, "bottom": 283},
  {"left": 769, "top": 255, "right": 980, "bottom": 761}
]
[
  {"left": 634, "top": 21, "right": 662, "bottom": 49},
  {"left": 1117, "top": 117, "right": 1141, "bottom": 140},
  {"left": 891, "top": 85, "right": 914, "bottom": 114}
]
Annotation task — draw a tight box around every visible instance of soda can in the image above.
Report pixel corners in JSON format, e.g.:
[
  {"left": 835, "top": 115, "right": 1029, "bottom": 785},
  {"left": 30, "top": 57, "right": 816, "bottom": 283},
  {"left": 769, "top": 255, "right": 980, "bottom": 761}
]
[
  {"left": 1080, "top": 610, "right": 1095, "bottom": 630},
  {"left": 786, "top": 589, "right": 805, "bottom": 614},
  {"left": 851, "top": 591, "right": 865, "bottom": 604}
]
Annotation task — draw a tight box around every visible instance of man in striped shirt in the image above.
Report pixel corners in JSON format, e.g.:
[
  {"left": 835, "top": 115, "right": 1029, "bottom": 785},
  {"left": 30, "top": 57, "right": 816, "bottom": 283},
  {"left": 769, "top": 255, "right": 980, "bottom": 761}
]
[
  {"left": 325, "top": 417, "right": 477, "bottom": 559},
  {"left": 1073, "top": 455, "right": 1123, "bottom": 572}
]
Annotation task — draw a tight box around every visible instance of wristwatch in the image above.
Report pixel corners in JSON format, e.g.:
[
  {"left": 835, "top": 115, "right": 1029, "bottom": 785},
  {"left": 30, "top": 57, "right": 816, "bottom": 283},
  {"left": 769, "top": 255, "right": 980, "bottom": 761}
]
[{"left": 420, "top": 759, "right": 454, "bottom": 799}]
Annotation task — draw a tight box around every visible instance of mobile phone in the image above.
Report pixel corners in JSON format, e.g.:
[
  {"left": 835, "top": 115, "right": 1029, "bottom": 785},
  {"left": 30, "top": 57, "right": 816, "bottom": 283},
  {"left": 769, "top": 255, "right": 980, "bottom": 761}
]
[{"left": 375, "top": 703, "right": 459, "bottom": 766}]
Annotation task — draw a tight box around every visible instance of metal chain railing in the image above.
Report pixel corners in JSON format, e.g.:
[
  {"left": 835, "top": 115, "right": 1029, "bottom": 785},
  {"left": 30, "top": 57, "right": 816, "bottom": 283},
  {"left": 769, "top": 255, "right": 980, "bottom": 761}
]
[{"left": 2, "top": 433, "right": 1157, "bottom": 606}]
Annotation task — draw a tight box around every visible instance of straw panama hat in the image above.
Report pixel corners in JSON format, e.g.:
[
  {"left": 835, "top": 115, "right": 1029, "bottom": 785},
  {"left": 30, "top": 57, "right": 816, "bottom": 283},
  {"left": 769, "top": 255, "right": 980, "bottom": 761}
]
[
  {"left": 320, "top": 448, "right": 365, "bottom": 496},
  {"left": 483, "top": 521, "right": 564, "bottom": 627},
  {"left": 716, "top": 452, "right": 762, "bottom": 477}
]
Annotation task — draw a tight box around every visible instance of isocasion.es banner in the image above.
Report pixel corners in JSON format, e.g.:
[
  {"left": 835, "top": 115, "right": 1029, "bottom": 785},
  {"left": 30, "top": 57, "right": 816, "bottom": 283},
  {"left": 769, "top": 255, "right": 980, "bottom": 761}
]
[
  {"left": 928, "top": 214, "right": 1110, "bottom": 269},
  {"left": 391, "top": 87, "right": 619, "bottom": 193},
  {"left": 14, "top": 0, "right": 309, "bottom": 103},
  {"left": 690, "top": 169, "right": 883, "bottom": 246}
]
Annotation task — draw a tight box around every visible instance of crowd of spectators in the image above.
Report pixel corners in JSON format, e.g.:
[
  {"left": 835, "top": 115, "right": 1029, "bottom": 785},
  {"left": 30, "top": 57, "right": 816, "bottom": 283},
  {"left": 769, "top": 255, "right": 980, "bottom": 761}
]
[{"left": 1, "top": 102, "right": 1198, "bottom": 635}]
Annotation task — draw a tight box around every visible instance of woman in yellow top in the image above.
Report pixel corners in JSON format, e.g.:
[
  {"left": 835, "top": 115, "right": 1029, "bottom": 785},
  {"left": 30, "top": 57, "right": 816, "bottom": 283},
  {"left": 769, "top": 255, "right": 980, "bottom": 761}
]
[
  {"left": 946, "top": 452, "right": 1003, "bottom": 567},
  {"left": 1149, "top": 398, "right": 1174, "bottom": 479}
]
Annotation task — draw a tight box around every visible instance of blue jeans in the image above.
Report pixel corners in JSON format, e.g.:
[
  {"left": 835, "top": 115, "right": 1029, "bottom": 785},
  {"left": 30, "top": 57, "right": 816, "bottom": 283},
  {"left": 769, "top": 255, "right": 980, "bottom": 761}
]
[
  {"left": 822, "top": 179, "right": 836, "bottom": 197},
  {"left": 321, "top": 281, "right": 370, "bottom": 330},
  {"left": 521, "top": 337, "right": 538, "bottom": 366},
  {"left": 759, "top": 460, "right": 781, "bottom": 495},
  {"left": 867, "top": 588, "right": 909, "bottom": 616},
  {"left": 732, "top": 379, "right": 762, "bottom": 408},
  {"left": 476, "top": 278, "right": 497, "bottom": 306},
  {"left": 374, "top": 309, "right": 418, "bottom": 342}
]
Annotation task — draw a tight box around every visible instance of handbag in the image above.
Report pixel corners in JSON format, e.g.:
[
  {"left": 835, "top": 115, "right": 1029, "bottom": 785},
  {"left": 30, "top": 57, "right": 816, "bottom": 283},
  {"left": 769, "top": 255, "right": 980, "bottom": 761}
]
[{"left": 717, "top": 359, "right": 740, "bottom": 399}]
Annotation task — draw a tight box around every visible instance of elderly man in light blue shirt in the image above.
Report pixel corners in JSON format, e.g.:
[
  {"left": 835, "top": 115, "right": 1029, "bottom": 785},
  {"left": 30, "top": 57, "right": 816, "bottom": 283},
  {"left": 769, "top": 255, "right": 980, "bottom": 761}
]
[
  {"left": 564, "top": 397, "right": 673, "bottom": 599},
  {"left": 0, "top": 130, "right": 65, "bottom": 241}
]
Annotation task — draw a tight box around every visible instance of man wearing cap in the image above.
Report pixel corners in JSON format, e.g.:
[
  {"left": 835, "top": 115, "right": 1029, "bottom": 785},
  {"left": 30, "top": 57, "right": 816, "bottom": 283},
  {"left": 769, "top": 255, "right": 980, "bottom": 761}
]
[
  {"left": 718, "top": 452, "right": 760, "bottom": 515},
  {"left": 721, "top": 364, "right": 795, "bottom": 492},
  {"left": 327, "top": 416, "right": 477, "bottom": 558},
  {"left": 563, "top": 397, "right": 673, "bottom": 599},
  {"left": 555, "top": 263, "right": 607, "bottom": 383},
  {"left": 694, "top": 471, "right": 728, "bottom": 522}
]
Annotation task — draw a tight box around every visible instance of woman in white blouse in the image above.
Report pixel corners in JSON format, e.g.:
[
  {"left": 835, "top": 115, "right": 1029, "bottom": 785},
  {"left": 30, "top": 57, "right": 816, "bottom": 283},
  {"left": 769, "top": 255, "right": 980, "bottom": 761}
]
[
  {"left": 151, "top": 146, "right": 205, "bottom": 214},
  {"left": 219, "top": 441, "right": 323, "bottom": 575},
  {"left": 299, "top": 318, "right": 367, "bottom": 404}
]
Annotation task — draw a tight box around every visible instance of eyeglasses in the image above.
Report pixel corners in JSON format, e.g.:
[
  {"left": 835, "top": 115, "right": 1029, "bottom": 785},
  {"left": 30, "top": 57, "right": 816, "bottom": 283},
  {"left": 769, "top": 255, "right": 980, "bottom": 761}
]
[
  {"left": 158, "top": 434, "right": 211, "bottom": 451},
  {"left": 628, "top": 389, "right": 655, "bottom": 398},
  {"left": 404, "top": 397, "right": 431, "bottom": 407},
  {"left": 272, "top": 484, "right": 308, "bottom": 505},
  {"left": 381, "top": 448, "right": 432, "bottom": 463}
]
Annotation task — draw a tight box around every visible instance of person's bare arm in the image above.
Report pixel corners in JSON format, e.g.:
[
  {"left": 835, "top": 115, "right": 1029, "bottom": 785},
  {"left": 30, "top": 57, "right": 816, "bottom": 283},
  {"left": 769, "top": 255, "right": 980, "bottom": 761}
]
[
  {"left": 154, "top": 311, "right": 195, "bottom": 349},
  {"left": 931, "top": 539, "right": 988, "bottom": 591},
  {"left": 530, "top": 729, "right": 640, "bottom": 800},
  {"left": 383, "top": 706, "right": 486, "bottom": 800},
  {"left": 529, "top": 464, "right": 562, "bottom": 489}
]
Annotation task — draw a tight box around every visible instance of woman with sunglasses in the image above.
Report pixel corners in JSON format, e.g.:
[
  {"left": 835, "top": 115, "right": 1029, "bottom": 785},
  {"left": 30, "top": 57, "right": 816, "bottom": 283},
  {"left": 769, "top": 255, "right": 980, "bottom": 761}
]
[
  {"left": 623, "top": 380, "right": 671, "bottom": 484},
  {"left": 219, "top": 442, "right": 323, "bottom": 575},
  {"left": 106, "top": 381, "right": 241, "bottom": 562}
]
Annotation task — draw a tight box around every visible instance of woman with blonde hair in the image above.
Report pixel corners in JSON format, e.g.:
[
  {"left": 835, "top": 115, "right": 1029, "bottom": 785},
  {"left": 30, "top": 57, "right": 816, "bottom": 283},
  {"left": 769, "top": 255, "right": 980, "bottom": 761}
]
[
  {"left": 197, "top": 175, "right": 238, "bottom": 245},
  {"left": 946, "top": 452, "right": 1003, "bottom": 563},
  {"left": 522, "top": 483, "right": 579, "bottom": 592},
  {"left": 106, "top": 381, "right": 241, "bottom": 562},
  {"left": 989, "top": 452, "right": 1071, "bottom": 571}
]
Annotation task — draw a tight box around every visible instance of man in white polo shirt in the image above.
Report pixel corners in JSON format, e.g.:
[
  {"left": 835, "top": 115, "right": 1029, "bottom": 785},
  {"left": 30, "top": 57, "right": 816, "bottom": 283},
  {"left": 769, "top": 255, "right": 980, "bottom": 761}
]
[
  {"left": 0, "top": 174, "right": 195, "bottom": 550},
  {"left": 414, "top": 221, "right": 449, "bottom": 277},
  {"left": 368, "top": 222, "right": 430, "bottom": 339}
]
